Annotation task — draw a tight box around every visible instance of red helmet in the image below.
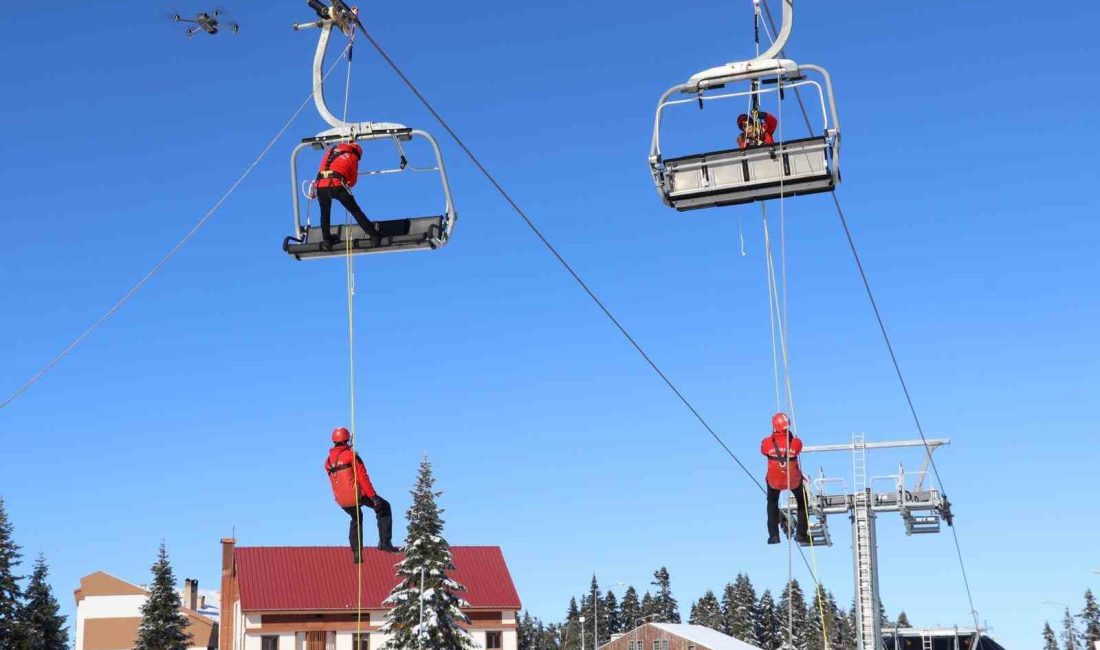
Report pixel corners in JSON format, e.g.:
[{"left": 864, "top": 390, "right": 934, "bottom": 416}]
[
  {"left": 737, "top": 114, "right": 750, "bottom": 130},
  {"left": 772, "top": 412, "right": 790, "bottom": 433},
  {"left": 332, "top": 427, "right": 351, "bottom": 444}
]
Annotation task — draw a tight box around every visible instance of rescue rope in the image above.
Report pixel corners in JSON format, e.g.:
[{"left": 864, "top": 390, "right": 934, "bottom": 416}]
[
  {"left": 0, "top": 42, "right": 352, "bottom": 411},
  {"left": 759, "top": 0, "right": 985, "bottom": 638}
]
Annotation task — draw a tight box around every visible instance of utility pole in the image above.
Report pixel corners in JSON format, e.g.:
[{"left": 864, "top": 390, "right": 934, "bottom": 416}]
[
  {"left": 780, "top": 434, "right": 954, "bottom": 650},
  {"left": 580, "top": 616, "right": 586, "bottom": 650}
]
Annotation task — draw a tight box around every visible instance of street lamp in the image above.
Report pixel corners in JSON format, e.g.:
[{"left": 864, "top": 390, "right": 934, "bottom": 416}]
[
  {"left": 1043, "top": 601, "right": 1077, "bottom": 650},
  {"left": 580, "top": 616, "right": 587, "bottom": 650}
]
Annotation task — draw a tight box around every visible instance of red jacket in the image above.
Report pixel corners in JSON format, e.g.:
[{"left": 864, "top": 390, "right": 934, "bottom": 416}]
[
  {"left": 325, "top": 444, "right": 377, "bottom": 507},
  {"left": 737, "top": 112, "right": 778, "bottom": 149},
  {"left": 761, "top": 431, "right": 803, "bottom": 490},
  {"left": 315, "top": 144, "right": 361, "bottom": 189}
]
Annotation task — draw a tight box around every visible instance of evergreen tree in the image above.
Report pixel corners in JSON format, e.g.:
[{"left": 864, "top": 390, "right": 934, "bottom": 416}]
[
  {"left": 134, "top": 543, "right": 191, "bottom": 650},
  {"left": 380, "top": 458, "right": 474, "bottom": 649},
  {"left": 722, "top": 573, "right": 760, "bottom": 642},
  {"left": 756, "top": 590, "right": 780, "bottom": 650},
  {"left": 561, "top": 597, "right": 581, "bottom": 650},
  {"left": 603, "top": 590, "right": 621, "bottom": 637},
  {"left": 16, "top": 554, "right": 68, "bottom": 650},
  {"left": 804, "top": 585, "right": 847, "bottom": 650},
  {"left": 1043, "top": 622, "right": 1060, "bottom": 650},
  {"left": 1081, "top": 589, "right": 1100, "bottom": 646},
  {"left": 896, "top": 611, "right": 911, "bottom": 628},
  {"left": 776, "top": 579, "right": 811, "bottom": 650},
  {"left": 519, "top": 612, "right": 539, "bottom": 650},
  {"left": 825, "top": 592, "right": 853, "bottom": 650},
  {"left": 689, "top": 590, "right": 723, "bottom": 631},
  {"left": 0, "top": 498, "right": 25, "bottom": 649},
  {"left": 540, "top": 622, "right": 562, "bottom": 650},
  {"left": 619, "top": 586, "right": 642, "bottom": 632},
  {"left": 1063, "top": 608, "right": 1082, "bottom": 650},
  {"left": 641, "top": 592, "right": 655, "bottom": 620},
  {"left": 649, "top": 567, "right": 680, "bottom": 623}
]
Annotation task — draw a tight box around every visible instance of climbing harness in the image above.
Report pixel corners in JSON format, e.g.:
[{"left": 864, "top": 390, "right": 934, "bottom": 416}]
[
  {"left": 282, "top": 0, "right": 457, "bottom": 260},
  {"left": 648, "top": 0, "right": 840, "bottom": 211}
]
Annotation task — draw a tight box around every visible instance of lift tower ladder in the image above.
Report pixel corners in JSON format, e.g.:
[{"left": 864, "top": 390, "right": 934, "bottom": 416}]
[{"left": 780, "top": 434, "right": 954, "bottom": 650}]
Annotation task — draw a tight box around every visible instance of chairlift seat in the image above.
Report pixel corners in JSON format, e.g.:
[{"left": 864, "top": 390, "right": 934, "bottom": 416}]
[
  {"left": 660, "top": 136, "right": 836, "bottom": 211},
  {"left": 283, "top": 216, "right": 444, "bottom": 260}
]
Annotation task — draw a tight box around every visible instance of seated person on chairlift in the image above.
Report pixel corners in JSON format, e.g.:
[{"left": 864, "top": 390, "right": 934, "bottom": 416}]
[
  {"left": 315, "top": 142, "right": 380, "bottom": 250},
  {"left": 737, "top": 111, "right": 778, "bottom": 149},
  {"left": 762, "top": 412, "right": 810, "bottom": 545}
]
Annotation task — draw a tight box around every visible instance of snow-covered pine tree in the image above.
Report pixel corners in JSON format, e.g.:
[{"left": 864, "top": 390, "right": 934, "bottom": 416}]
[
  {"left": 1063, "top": 608, "right": 1082, "bottom": 650},
  {"left": 650, "top": 567, "right": 680, "bottom": 623},
  {"left": 805, "top": 583, "right": 845, "bottom": 650},
  {"left": 641, "top": 592, "right": 655, "bottom": 620},
  {"left": 603, "top": 589, "right": 621, "bottom": 637},
  {"left": 620, "top": 586, "right": 642, "bottom": 632},
  {"left": 824, "top": 592, "right": 851, "bottom": 650},
  {"left": 0, "top": 498, "right": 25, "bottom": 649},
  {"left": 721, "top": 573, "right": 760, "bottom": 642},
  {"left": 776, "top": 579, "right": 811, "bottom": 650},
  {"left": 1043, "top": 622, "right": 1060, "bottom": 650},
  {"left": 689, "top": 590, "right": 723, "bottom": 631},
  {"left": 381, "top": 457, "right": 474, "bottom": 650},
  {"left": 134, "top": 543, "right": 191, "bottom": 650},
  {"left": 756, "top": 590, "right": 780, "bottom": 650},
  {"left": 896, "top": 611, "right": 911, "bottom": 628},
  {"left": 1081, "top": 589, "right": 1100, "bottom": 646},
  {"left": 16, "top": 554, "right": 68, "bottom": 650}
]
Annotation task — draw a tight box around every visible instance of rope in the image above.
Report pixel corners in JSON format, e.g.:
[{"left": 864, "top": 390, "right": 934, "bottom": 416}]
[
  {"left": 0, "top": 42, "right": 352, "bottom": 411},
  {"left": 758, "top": 0, "right": 984, "bottom": 638}
]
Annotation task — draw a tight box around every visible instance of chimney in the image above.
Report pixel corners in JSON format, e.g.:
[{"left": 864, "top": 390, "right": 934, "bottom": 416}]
[
  {"left": 219, "top": 538, "right": 237, "bottom": 650},
  {"left": 199, "top": 595, "right": 206, "bottom": 610},
  {"left": 183, "top": 578, "right": 198, "bottom": 611}
]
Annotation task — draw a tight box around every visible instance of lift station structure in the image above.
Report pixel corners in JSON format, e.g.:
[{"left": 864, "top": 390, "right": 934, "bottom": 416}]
[{"left": 781, "top": 435, "right": 955, "bottom": 650}]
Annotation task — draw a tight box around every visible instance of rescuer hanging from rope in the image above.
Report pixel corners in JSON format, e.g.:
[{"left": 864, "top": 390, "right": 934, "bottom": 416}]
[
  {"left": 315, "top": 143, "right": 381, "bottom": 250},
  {"left": 737, "top": 110, "right": 779, "bottom": 149},
  {"left": 762, "top": 412, "right": 810, "bottom": 545},
  {"left": 325, "top": 427, "right": 400, "bottom": 561}
]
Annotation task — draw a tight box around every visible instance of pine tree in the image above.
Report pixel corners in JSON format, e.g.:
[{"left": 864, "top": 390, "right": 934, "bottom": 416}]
[
  {"left": 776, "top": 579, "right": 811, "bottom": 650},
  {"left": 561, "top": 597, "right": 581, "bottom": 650},
  {"left": 1081, "top": 589, "right": 1100, "bottom": 646},
  {"left": 16, "top": 554, "right": 68, "bottom": 650},
  {"left": 641, "top": 592, "right": 655, "bottom": 620},
  {"left": 620, "top": 586, "right": 642, "bottom": 632},
  {"left": 519, "top": 612, "right": 539, "bottom": 650},
  {"left": 1043, "top": 622, "right": 1060, "bottom": 650},
  {"left": 756, "top": 590, "right": 780, "bottom": 650},
  {"left": 380, "top": 457, "right": 475, "bottom": 649},
  {"left": 721, "top": 573, "right": 760, "bottom": 642},
  {"left": 1063, "top": 608, "right": 1082, "bottom": 650},
  {"left": 134, "top": 543, "right": 191, "bottom": 650},
  {"left": 0, "top": 498, "right": 25, "bottom": 649},
  {"left": 649, "top": 567, "right": 680, "bottom": 623},
  {"left": 825, "top": 592, "right": 851, "bottom": 650},
  {"left": 603, "top": 590, "right": 621, "bottom": 637},
  {"left": 689, "top": 590, "right": 723, "bottom": 631},
  {"left": 896, "top": 611, "right": 911, "bottom": 628}
]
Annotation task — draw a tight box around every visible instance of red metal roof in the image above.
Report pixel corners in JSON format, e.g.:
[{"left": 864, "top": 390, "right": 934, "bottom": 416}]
[{"left": 235, "top": 546, "right": 521, "bottom": 612}]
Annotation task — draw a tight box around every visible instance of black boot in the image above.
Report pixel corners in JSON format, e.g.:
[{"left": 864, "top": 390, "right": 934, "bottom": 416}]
[
  {"left": 322, "top": 233, "right": 340, "bottom": 250},
  {"left": 377, "top": 516, "right": 400, "bottom": 553},
  {"left": 795, "top": 532, "right": 811, "bottom": 545},
  {"left": 351, "top": 546, "right": 363, "bottom": 564},
  {"left": 767, "top": 534, "right": 781, "bottom": 545}
]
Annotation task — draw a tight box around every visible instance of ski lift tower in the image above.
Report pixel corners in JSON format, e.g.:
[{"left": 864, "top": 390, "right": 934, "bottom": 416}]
[{"left": 780, "top": 434, "right": 955, "bottom": 650}]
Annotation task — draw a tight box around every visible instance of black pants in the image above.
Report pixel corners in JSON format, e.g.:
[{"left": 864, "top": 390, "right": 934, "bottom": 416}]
[
  {"left": 767, "top": 484, "right": 808, "bottom": 538},
  {"left": 341, "top": 495, "right": 391, "bottom": 552},
  {"left": 318, "top": 186, "right": 375, "bottom": 241}
]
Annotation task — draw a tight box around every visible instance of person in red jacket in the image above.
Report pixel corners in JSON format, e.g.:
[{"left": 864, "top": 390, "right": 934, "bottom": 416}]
[
  {"left": 737, "top": 111, "right": 779, "bottom": 149},
  {"left": 761, "top": 412, "right": 810, "bottom": 545},
  {"left": 315, "top": 143, "right": 380, "bottom": 250},
  {"left": 325, "top": 427, "right": 400, "bottom": 562}
]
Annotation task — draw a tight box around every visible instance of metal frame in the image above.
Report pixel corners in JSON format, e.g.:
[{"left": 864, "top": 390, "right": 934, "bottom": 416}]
[{"left": 285, "top": 5, "right": 456, "bottom": 258}]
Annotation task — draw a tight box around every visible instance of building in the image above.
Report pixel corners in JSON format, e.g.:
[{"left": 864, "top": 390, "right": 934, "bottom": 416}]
[
  {"left": 600, "top": 623, "right": 763, "bottom": 650},
  {"left": 74, "top": 571, "right": 218, "bottom": 650},
  {"left": 218, "top": 538, "right": 522, "bottom": 650}
]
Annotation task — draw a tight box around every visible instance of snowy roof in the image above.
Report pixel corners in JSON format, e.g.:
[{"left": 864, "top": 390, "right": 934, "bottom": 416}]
[{"left": 649, "top": 624, "right": 764, "bottom": 650}]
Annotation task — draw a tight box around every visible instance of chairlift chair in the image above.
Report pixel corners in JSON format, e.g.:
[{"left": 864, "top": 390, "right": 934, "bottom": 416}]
[
  {"left": 648, "top": 0, "right": 841, "bottom": 211},
  {"left": 282, "top": 0, "right": 457, "bottom": 260}
]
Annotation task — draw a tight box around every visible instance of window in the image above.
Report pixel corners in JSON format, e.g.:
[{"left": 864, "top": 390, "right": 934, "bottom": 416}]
[
  {"left": 486, "top": 631, "right": 503, "bottom": 649},
  {"left": 261, "top": 636, "right": 279, "bottom": 650},
  {"left": 689, "top": 646, "right": 696, "bottom": 650},
  {"left": 306, "top": 631, "right": 327, "bottom": 650},
  {"left": 353, "top": 632, "right": 371, "bottom": 650}
]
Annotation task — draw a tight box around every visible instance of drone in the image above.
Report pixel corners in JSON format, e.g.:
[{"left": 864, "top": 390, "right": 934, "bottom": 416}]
[{"left": 174, "top": 10, "right": 239, "bottom": 38}]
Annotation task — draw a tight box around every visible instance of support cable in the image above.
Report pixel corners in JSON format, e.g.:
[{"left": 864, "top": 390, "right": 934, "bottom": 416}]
[
  {"left": 0, "top": 43, "right": 353, "bottom": 411},
  {"left": 759, "top": 0, "right": 983, "bottom": 636}
]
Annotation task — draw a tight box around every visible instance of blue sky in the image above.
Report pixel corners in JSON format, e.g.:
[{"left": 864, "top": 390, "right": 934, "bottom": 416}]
[{"left": 2, "top": 0, "right": 1099, "bottom": 647}]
